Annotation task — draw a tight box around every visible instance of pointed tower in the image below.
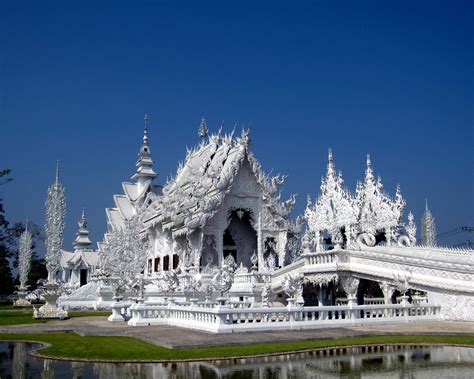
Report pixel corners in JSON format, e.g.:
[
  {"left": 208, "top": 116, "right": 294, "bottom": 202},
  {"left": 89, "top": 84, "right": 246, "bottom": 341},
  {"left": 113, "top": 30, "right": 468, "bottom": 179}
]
[
  {"left": 73, "top": 209, "right": 92, "bottom": 251},
  {"left": 44, "top": 161, "right": 66, "bottom": 282},
  {"left": 421, "top": 199, "right": 437, "bottom": 246},
  {"left": 131, "top": 114, "right": 158, "bottom": 192}
]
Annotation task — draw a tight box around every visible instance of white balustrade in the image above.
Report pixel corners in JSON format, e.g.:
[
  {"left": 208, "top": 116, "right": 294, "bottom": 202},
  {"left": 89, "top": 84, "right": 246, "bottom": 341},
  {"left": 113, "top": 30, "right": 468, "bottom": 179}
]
[{"left": 126, "top": 302, "right": 441, "bottom": 333}]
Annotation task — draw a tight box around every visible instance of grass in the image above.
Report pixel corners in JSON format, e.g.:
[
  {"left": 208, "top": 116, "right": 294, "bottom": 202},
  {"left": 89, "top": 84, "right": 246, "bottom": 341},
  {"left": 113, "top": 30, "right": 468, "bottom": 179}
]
[
  {"left": 0, "top": 333, "right": 473, "bottom": 361},
  {"left": 0, "top": 310, "right": 109, "bottom": 326}
]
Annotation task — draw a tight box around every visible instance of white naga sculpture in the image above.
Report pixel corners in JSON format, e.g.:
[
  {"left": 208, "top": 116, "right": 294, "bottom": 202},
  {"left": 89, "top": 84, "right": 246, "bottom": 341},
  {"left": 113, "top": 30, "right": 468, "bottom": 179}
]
[
  {"left": 34, "top": 164, "right": 68, "bottom": 319},
  {"left": 283, "top": 273, "right": 304, "bottom": 306},
  {"left": 14, "top": 225, "right": 33, "bottom": 307},
  {"left": 211, "top": 264, "right": 234, "bottom": 305}
]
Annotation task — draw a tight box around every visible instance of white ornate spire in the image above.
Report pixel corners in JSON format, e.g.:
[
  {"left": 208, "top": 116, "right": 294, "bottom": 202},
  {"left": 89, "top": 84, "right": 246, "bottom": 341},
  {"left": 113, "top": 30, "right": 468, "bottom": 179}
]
[
  {"left": 55, "top": 160, "right": 59, "bottom": 185},
  {"left": 18, "top": 223, "right": 33, "bottom": 289},
  {"left": 327, "top": 148, "right": 335, "bottom": 176},
  {"left": 73, "top": 208, "right": 92, "bottom": 251},
  {"left": 356, "top": 154, "right": 403, "bottom": 238},
  {"left": 406, "top": 211, "right": 417, "bottom": 244},
  {"left": 198, "top": 117, "right": 208, "bottom": 139},
  {"left": 45, "top": 163, "right": 66, "bottom": 282},
  {"left": 422, "top": 199, "right": 437, "bottom": 246},
  {"left": 131, "top": 114, "right": 158, "bottom": 183},
  {"left": 305, "top": 150, "right": 357, "bottom": 249}
]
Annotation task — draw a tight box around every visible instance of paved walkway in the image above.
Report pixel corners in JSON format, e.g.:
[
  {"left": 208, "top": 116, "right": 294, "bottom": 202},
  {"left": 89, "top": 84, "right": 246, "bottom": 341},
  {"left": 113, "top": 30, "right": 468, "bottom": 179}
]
[{"left": 1, "top": 317, "right": 473, "bottom": 348}]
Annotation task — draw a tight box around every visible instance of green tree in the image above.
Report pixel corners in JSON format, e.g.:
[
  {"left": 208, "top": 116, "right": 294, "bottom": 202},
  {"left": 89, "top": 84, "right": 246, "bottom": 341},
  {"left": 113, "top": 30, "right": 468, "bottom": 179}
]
[
  {"left": 0, "top": 169, "right": 14, "bottom": 299},
  {"left": 0, "top": 169, "right": 46, "bottom": 299}
]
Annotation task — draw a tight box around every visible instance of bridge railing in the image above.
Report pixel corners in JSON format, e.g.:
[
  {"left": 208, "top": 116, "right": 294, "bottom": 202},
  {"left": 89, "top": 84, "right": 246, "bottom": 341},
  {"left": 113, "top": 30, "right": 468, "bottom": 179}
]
[{"left": 127, "top": 301, "right": 441, "bottom": 333}]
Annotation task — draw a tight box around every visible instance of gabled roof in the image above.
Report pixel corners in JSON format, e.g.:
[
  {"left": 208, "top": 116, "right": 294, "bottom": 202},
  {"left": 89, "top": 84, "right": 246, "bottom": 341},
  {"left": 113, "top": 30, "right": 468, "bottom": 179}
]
[
  {"left": 142, "top": 130, "right": 297, "bottom": 235},
  {"left": 60, "top": 249, "right": 99, "bottom": 269}
]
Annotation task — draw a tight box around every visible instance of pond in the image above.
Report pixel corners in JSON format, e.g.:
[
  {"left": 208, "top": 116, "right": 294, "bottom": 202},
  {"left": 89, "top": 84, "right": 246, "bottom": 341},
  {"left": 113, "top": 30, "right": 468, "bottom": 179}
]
[{"left": 0, "top": 342, "right": 473, "bottom": 378}]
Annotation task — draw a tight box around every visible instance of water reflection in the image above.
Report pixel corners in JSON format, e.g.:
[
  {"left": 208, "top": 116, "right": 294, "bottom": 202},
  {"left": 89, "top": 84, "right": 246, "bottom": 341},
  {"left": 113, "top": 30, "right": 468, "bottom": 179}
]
[{"left": 0, "top": 342, "right": 473, "bottom": 378}]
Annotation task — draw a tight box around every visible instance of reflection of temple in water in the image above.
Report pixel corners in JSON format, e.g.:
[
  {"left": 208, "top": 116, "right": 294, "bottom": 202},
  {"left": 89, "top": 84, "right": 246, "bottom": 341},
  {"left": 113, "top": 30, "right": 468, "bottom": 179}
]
[{"left": 2, "top": 342, "right": 474, "bottom": 379}]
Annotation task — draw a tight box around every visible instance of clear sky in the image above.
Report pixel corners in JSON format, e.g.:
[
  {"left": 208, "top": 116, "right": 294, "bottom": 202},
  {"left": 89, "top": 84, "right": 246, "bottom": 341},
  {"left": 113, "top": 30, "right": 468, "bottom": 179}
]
[{"left": 1, "top": 1, "right": 472, "bottom": 251}]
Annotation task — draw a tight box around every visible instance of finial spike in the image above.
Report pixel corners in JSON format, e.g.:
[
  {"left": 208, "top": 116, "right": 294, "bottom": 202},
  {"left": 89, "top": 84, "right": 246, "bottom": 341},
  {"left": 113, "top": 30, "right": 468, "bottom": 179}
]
[
  {"left": 366, "top": 154, "right": 371, "bottom": 167},
  {"left": 425, "top": 198, "right": 428, "bottom": 211},
  {"left": 143, "top": 114, "right": 149, "bottom": 144},
  {"left": 198, "top": 117, "right": 208, "bottom": 139},
  {"left": 55, "top": 160, "right": 60, "bottom": 184},
  {"left": 328, "top": 148, "right": 333, "bottom": 162}
]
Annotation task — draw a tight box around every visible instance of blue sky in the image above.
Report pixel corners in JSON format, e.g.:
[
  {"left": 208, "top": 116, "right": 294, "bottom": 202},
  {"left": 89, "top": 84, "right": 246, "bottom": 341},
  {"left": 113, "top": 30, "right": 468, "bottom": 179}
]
[{"left": 1, "top": 1, "right": 472, "bottom": 251}]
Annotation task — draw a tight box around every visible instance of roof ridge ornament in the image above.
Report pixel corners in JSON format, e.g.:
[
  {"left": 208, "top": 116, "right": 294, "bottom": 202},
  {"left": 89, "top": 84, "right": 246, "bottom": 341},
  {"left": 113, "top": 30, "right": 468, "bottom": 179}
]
[
  {"left": 198, "top": 117, "right": 209, "bottom": 140},
  {"left": 241, "top": 127, "right": 250, "bottom": 147},
  {"left": 55, "top": 160, "right": 60, "bottom": 186},
  {"left": 143, "top": 114, "right": 149, "bottom": 144}
]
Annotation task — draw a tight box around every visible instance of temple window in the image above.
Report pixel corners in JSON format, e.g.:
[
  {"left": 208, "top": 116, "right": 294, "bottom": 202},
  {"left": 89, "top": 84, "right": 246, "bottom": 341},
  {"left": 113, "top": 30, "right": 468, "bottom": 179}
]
[
  {"left": 172, "top": 254, "right": 179, "bottom": 270},
  {"left": 154, "top": 257, "right": 160, "bottom": 272},
  {"left": 163, "top": 255, "right": 170, "bottom": 271}
]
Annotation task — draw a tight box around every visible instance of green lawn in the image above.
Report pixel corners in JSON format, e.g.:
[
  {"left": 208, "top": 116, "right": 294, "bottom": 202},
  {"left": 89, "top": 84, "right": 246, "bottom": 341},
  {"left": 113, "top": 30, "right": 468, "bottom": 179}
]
[
  {"left": 0, "top": 310, "right": 109, "bottom": 326},
  {"left": 0, "top": 333, "right": 472, "bottom": 361}
]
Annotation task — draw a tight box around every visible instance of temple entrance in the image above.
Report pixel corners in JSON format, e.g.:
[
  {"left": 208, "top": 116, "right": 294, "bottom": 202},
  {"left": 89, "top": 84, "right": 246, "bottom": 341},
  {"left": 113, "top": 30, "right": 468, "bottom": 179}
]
[
  {"left": 223, "top": 209, "right": 257, "bottom": 269},
  {"left": 80, "top": 269, "right": 88, "bottom": 286}
]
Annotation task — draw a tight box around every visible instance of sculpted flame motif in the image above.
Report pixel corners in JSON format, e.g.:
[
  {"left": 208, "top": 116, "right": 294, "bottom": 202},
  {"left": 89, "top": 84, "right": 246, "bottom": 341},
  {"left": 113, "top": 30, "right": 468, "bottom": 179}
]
[{"left": 99, "top": 217, "right": 149, "bottom": 297}]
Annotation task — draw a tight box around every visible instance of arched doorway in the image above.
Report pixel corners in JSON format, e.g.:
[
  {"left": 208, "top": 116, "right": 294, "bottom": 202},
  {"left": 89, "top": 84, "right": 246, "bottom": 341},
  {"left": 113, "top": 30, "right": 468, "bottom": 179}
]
[{"left": 223, "top": 209, "right": 257, "bottom": 269}]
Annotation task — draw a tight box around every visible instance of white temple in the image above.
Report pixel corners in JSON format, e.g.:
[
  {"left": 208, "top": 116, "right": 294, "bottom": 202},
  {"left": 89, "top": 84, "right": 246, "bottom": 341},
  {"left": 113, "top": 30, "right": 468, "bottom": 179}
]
[
  {"left": 56, "top": 116, "right": 474, "bottom": 331},
  {"left": 60, "top": 209, "right": 98, "bottom": 288}
]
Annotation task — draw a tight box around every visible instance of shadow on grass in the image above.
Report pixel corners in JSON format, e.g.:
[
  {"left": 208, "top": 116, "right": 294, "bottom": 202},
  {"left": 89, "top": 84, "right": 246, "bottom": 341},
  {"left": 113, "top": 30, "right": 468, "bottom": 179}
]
[{"left": 0, "top": 310, "right": 110, "bottom": 326}]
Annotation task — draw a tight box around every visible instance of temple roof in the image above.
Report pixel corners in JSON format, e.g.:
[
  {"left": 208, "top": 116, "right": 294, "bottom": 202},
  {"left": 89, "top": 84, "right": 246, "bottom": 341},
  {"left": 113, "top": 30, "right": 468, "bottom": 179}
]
[
  {"left": 141, "top": 129, "right": 297, "bottom": 235},
  {"left": 60, "top": 249, "right": 99, "bottom": 268},
  {"left": 99, "top": 123, "right": 298, "bottom": 257}
]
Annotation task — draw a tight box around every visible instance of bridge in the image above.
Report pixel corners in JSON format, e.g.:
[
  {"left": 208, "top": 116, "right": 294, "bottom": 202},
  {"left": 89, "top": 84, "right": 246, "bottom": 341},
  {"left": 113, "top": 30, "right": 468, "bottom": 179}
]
[{"left": 271, "top": 244, "right": 474, "bottom": 321}]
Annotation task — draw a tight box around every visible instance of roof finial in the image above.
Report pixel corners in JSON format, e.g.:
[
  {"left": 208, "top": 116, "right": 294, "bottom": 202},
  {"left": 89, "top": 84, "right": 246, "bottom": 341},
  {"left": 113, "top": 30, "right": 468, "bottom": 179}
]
[
  {"left": 366, "top": 154, "right": 371, "bottom": 168},
  {"left": 131, "top": 114, "right": 157, "bottom": 182},
  {"left": 425, "top": 198, "right": 428, "bottom": 211},
  {"left": 74, "top": 208, "right": 91, "bottom": 250},
  {"left": 55, "top": 160, "right": 60, "bottom": 185},
  {"left": 198, "top": 117, "right": 208, "bottom": 139},
  {"left": 143, "top": 114, "right": 149, "bottom": 144},
  {"left": 327, "top": 148, "right": 336, "bottom": 175},
  {"left": 241, "top": 127, "right": 250, "bottom": 146}
]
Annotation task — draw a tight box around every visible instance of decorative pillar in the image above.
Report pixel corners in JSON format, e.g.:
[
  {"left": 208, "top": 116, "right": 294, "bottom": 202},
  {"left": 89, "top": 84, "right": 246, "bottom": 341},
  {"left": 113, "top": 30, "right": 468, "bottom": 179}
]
[
  {"left": 35, "top": 163, "right": 68, "bottom": 319},
  {"left": 340, "top": 275, "right": 360, "bottom": 308},
  {"left": 380, "top": 281, "right": 395, "bottom": 304}
]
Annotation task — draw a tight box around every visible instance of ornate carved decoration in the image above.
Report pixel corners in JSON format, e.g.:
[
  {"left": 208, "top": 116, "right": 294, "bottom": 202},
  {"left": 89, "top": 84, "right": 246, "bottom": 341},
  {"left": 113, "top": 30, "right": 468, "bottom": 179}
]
[
  {"left": 99, "top": 217, "right": 149, "bottom": 297},
  {"left": 339, "top": 275, "right": 360, "bottom": 298},
  {"left": 44, "top": 164, "right": 66, "bottom": 282},
  {"left": 18, "top": 227, "right": 33, "bottom": 289},
  {"left": 283, "top": 273, "right": 303, "bottom": 299}
]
